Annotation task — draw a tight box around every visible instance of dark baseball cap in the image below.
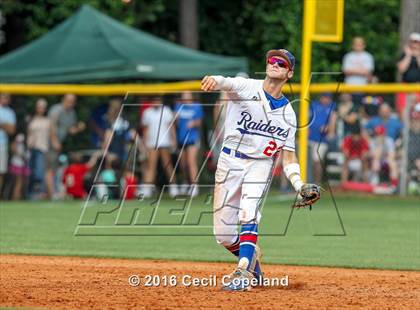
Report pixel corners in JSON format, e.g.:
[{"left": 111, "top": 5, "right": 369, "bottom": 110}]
[{"left": 266, "top": 49, "right": 296, "bottom": 70}]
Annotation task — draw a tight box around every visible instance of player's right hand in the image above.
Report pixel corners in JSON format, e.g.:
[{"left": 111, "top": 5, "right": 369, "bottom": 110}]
[{"left": 201, "top": 76, "right": 217, "bottom": 91}]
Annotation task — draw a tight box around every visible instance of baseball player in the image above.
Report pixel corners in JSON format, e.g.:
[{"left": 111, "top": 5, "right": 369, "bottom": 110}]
[{"left": 201, "top": 49, "right": 321, "bottom": 291}]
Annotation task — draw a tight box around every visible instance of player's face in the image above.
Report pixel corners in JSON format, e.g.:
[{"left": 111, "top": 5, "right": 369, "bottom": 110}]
[{"left": 266, "top": 57, "right": 292, "bottom": 81}]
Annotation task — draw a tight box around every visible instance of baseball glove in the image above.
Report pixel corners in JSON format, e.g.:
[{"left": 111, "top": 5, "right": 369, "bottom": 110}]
[{"left": 294, "top": 183, "right": 321, "bottom": 209}]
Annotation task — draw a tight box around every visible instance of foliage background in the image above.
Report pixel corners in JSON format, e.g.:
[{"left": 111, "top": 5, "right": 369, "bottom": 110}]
[
  {"left": 1, "top": 0, "right": 401, "bottom": 82},
  {"left": 0, "top": 0, "right": 402, "bottom": 151}
]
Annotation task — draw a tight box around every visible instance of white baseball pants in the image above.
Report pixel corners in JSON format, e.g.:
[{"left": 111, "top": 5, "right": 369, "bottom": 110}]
[{"left": 213, "top": 151, "right": 274, "bottom": 247}]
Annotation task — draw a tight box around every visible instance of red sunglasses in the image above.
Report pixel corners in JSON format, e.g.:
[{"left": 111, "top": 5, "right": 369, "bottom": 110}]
[{"left": 267, "top": 57, "right": 289, "bottom": 69}]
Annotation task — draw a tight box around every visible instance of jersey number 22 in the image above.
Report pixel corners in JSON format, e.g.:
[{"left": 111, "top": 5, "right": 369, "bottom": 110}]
[{"left": 263, "top": 141, "right": 283, "bottom": 157}]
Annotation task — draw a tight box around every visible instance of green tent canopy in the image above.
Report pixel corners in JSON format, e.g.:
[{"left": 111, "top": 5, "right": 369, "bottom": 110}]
[{"left": 0, "top": 5, "right": 248, "bottom": 83}]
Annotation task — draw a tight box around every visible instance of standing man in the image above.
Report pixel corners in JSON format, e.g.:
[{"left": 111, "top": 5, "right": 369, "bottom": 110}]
[
  {"left": 201, "top": 49, "right": 321, "bottom": 291},
  {"left": 396, "top": 32, "right": 420, "bottom": 118},
  {"left": 342, "top": 37, "right": 375, "bottom": 105},
  {"left": 397, "top": 32, "right": 420, "bottom": 83},
  {"left": 342, "top": 36, "right": 374, "bottom": 85},
  {"left": 102, "top": 97, "right": 133, "bottom": 163},
  {"left": 45, "top": 94, "right": 85, "bottom": 199},
  {"left": 0, "top": 93, "right": 16, "bottom": 195}
]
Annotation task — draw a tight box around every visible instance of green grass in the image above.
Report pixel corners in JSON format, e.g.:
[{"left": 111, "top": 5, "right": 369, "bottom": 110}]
[{"left": 0, "top": 192, "right": 419, "bottom": 270}]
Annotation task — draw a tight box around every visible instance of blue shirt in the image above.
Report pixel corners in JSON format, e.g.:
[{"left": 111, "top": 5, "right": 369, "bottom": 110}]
[
  {"left": 0, "top": 105, "right": 16, "bottom": 145},
  {"left": 365, "top": 116, "right": 402, "bottom": 140},
  {"left": 309, "top": 101, "right": 336, "bottom": 143},
  {"left": 264, "top": 91, "right": 289, "bottom": 110},
  {"left": 175, "top": 103, "right": 204, "bottom": 145},
  {"left": 89, "top": 104, "right": 109, "bottom": 147},
  {"left": 106, "top": 117, "right": 131, "bottom": 161}
]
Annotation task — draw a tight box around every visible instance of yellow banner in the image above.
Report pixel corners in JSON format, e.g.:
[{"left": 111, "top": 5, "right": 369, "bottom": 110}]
[{"left": 312, "top": 0, "right": 344, "bottom": 42}]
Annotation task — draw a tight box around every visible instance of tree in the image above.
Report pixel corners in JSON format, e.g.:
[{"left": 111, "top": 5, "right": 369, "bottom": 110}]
[
  {"left": 0, "top": 0, "right": 168, "bottom": 53},
  {"left": 399, "top": 0, "right": 420, "bottom": 50},
  {"left": 199, "top": 0, "right": 401, "bottom": 82},
  {"left": 179, "top": 0, "right": 198, "bottom": 49},
  {"left": 0, "top": 0, "right": 402, "bottom": 82}
]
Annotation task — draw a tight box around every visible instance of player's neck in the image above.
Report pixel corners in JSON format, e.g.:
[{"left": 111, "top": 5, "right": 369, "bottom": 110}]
[{"left": 263, "top": 78, "right": 286, "bottom": 99}]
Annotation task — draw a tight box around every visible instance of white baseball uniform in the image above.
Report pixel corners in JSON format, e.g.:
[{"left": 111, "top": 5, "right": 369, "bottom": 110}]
[{"left": 212, "top": 76, "right": 297, "bottom": 246}]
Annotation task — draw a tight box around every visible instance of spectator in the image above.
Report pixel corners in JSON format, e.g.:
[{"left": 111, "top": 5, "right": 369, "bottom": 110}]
[
  {"left": 137, "top": 96, "right": 154, "bottom": 178},
  {"left": 141, "top": 97, "right": 178, "bottom": 198},
  {"left": 308, "top": 93, "right": 337, "bottom": 184},
  {"left": 62, "top": 151, "right": 101, "bottom": 199},
  {"left": 365, "top": 103, "right": 402, "bottom": 141},
  {"left": 9, "top": 133, "right": 30, "bottom": 200},
  {"left": 407, "top": 103, "right": 420, "bottom": 194},
  {"left": 89, "top": 103, "right": 109, "bottom": 148},
  {"left": 174, "top": 92, "right": 204, "bottom": 196},
  {"left": 45, "top": 94, "right": 86, "bottom": 199},
  {"left": 341, "top": 123, "right": 370, "bottom": 183},
  {"left": 102, "top": 97, "right": 133, "bottom": 163},
  {"left": 396, "top": 32, "right": 420, "bottom": 118},
  {"left": 342, "top": 37, "right": 375, "bottom": 105},
  {"left": 121, "top": 170, "right": 138, "bottom": 200},
  {"left": 337, "top": 94, "right": 359, "bottom": 139},
  {"left": 370, "top": 125, "right": 398, "bottom": 187},
  {"left": 0, "top": 93, "right": 16, "bottom": 196},
  {"left": 54, "top": 154, "right": 69, "bottom": 200},
  {"left": 397, "top": 32, "right": 420, "bottom": 83},
  {"left": 96, "top": 154, "right": 118, "bottom": 200},
  {"left": 360, "top": 95, "right": 383, "bottom": 119},
  {"left": 343, "top": 37, "right": 375, "bottom": 85},
  {"left": 138, "top": 96, "right": 153, "bottom": 120},
  {"left": 27, "top": 98, "right": 51, "bottom": 197}
]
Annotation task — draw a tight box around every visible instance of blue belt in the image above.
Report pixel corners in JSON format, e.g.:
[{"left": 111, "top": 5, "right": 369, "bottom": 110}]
[{"left": 222, "top": 147, "right": 252, "bottom": 159}]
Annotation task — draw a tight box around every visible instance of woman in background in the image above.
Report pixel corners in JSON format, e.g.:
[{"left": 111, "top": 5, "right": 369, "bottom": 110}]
[
  {"left": 141, "top": 97, "right": 178, "bottom": 198},
  {"left": 9, "top": 133, "right": 30, "bottom": 200},
  {"left": 174, "top": 92, "right": 203, "bottom": 197},
  {"left": 27, "top": 98, "right": 51, "bottom": 198}
]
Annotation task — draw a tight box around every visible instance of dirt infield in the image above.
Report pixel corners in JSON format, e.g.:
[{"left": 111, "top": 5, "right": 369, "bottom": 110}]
[{"left": 1, "top": 255, "right": 419, "bottom": 309}]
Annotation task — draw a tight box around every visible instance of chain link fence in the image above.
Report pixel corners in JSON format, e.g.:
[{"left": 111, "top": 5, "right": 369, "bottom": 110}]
[{"left": 307, "top": 91, "right": 420, "bottom": 196}]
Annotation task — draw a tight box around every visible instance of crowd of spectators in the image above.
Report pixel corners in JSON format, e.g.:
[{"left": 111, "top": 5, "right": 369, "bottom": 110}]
[
  {"left": 0, "top": 33, "right": 419, "bottom": 200},
  {"left": 0, "top": 91, "right": 206, "bottom": 201},
  {"left": 307, "top": 33, "right": 420, "bottom": 194}
]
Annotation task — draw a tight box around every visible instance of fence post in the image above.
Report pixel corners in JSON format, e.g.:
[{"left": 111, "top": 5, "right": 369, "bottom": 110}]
[{"left": 399, "top": 94, "right": 414, "bottom": 196}]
